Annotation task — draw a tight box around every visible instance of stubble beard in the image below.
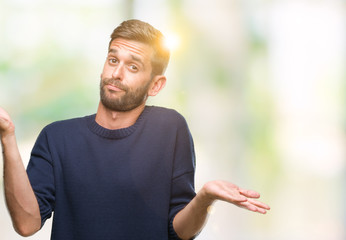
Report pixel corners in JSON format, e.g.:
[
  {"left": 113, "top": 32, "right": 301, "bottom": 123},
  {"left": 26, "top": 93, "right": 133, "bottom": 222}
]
[{"left": 100, "top": 78, "right": 152, "bottom": 112}]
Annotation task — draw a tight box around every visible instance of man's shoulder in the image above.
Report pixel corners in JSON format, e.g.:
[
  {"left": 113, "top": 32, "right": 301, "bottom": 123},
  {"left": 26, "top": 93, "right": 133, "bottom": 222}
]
[
  {"left": 146, "top": 106, "right": 188, "bottom": 127},
  {"left": 148, "top": 105, "right": 184, "bottom": 119},
  {"left": 43, "top": 114, "right": 94, "bottom": 133}
]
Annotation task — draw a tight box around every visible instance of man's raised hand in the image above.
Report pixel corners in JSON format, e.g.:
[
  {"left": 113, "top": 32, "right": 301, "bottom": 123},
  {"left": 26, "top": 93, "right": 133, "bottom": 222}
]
[
  {"left": 200, "top": 180, "right": 270, "bottom": 214},
  {"left": 0, "top": 107, "right": 15, "bottom": 138}
]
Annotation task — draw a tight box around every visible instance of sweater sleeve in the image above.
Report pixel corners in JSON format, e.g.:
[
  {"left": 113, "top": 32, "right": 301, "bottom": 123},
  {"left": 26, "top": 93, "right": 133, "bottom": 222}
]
[
  {"left": 168, "top": 116, "right": 197, "bottom": 239},
  {"left": 26, "top": 127, "right": 55, "bottom": 227}
]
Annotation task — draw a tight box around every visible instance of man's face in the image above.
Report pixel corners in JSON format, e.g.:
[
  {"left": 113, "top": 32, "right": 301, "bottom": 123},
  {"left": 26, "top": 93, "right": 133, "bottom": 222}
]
[{"left": 100, "top": 38, "right": 154, "bottom": 112}]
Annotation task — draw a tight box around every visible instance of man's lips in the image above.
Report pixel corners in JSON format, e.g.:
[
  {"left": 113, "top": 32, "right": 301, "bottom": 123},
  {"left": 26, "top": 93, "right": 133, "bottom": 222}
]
[{"left": 106, "top": 84, "right": 124, "bottom": 92}]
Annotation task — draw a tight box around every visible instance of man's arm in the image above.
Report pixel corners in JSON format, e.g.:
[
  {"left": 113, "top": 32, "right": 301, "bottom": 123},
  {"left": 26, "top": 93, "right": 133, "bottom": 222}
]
[
  {"left": 0, "top": 108, "right": 41, "bottom": 236},
  {"left": 173, "top": 180, "right": 270, "bottom": 240}
]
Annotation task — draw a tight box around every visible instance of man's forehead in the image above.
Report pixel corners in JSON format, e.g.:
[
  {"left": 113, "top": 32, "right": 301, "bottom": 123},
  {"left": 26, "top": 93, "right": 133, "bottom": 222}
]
[{"left": 109, "top": 38, "right": 152, "bottom": 59}]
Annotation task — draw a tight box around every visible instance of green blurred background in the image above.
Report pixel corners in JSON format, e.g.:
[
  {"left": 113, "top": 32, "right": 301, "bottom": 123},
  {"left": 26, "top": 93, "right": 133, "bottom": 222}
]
[{"left": 1, "top": 0, "right": 345, "bottom": 239}]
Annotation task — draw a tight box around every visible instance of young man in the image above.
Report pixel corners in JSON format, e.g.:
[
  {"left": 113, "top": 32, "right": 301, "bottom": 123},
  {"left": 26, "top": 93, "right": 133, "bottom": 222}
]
[{"left": 0, "top": 19, "right": 270, "bottom": 240}]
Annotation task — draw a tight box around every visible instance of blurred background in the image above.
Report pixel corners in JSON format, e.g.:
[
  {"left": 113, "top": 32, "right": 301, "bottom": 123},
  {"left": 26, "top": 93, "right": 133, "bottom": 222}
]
[{"left": 0, "top": 0, "right": 345, "bottom": 239}]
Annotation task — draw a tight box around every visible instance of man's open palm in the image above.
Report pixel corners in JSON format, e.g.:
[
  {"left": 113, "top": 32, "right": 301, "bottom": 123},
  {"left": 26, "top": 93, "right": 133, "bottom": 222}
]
[{"left": 202, "top": 180, "right": 270, "bottom": 214}]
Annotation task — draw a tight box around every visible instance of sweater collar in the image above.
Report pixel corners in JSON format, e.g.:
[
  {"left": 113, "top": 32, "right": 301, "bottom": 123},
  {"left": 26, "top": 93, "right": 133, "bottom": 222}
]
[{"left": 86, "top": 106, "right": 151, "bottom": 139}]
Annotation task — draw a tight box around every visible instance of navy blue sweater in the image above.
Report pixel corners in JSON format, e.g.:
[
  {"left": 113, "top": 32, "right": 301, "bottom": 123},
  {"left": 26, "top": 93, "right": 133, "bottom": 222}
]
[{"left": 27, "top": 106, "right": 196, "bottom": 240}]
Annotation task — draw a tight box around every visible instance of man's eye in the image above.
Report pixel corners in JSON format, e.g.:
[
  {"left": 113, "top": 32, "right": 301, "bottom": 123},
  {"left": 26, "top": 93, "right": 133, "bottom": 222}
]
[
  {"left": 130, "top": 65, "right": 138, "bottom": 71},
  {"left": 109, "top": 58, "right": 118, "bottom": 64}
]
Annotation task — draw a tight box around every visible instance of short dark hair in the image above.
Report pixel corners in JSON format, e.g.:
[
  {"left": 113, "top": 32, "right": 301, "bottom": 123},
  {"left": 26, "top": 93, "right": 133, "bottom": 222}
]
[{"left": 109, "top": 19, "right": 170, "bottom": 76}]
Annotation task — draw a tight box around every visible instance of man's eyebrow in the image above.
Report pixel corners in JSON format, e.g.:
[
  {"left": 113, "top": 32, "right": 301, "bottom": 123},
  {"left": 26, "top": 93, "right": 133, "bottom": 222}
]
[
  {"left": 130, "top": 55, "right": 144, "bottom": 66},
  {"left": 108, "top": 49, "right": 117, "bottom": 54},
  {"left": 108, "top": 48, "right": 144, "bottom": 66}
]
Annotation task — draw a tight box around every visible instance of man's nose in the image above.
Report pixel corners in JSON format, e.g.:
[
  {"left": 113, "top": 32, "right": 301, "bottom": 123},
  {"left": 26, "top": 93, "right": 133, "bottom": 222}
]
[{"left": 112, "top": 64, "right": 124, "bottom": 80}]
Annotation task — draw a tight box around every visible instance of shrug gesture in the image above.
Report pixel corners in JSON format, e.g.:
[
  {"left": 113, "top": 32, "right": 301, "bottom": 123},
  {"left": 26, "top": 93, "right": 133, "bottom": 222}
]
[
  {"left": 0, "top": 107, "right": 15, "bottom": 137},
  {"left": 173, "top": 180, "right": 270, "bottom": 239},
  {"left": 0, "top": 107, "right": 41, "bottom": 237}
]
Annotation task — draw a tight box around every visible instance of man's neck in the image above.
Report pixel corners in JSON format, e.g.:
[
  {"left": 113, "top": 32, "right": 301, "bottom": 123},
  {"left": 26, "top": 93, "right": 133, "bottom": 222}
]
[{"left": 95, "top": 102, "right": 146, "bottom": 130}]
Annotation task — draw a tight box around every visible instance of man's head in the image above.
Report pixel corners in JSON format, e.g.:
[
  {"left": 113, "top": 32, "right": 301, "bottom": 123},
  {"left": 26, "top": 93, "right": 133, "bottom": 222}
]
[
  {"left": 109, "top": 19, "right": 170, "bottom": 76},
  {"left": 100, "top": 20, "right": 169, "bottom": 112}
]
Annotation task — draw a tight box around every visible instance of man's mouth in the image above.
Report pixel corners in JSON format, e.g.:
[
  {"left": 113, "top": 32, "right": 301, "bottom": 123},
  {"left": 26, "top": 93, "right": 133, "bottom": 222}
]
[
  {"left": 102, "top": 78, "right": 128, "bottom": 92},
  {"left": 106, "top": 84, "right": 124, "bottom": 92}
]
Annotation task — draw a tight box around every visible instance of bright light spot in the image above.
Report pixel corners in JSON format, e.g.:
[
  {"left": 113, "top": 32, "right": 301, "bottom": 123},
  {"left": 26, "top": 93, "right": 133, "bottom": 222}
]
[
  {"left": 207, "top": 205, "right": 215, "bottom": 214},
  {"left": 164, "top": 33, "right": 181, "bottom": 52}
]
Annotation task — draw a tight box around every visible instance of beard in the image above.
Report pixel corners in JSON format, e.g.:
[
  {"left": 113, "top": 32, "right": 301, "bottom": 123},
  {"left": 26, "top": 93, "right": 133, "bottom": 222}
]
[{"left": 100, "top": 77, "right": 152, "bottom": 112}]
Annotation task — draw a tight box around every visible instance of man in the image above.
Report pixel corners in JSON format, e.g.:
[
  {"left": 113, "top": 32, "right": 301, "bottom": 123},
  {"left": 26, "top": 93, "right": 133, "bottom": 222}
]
[{"left": 0, "top": 19, "right": 270, "bottom": 240}]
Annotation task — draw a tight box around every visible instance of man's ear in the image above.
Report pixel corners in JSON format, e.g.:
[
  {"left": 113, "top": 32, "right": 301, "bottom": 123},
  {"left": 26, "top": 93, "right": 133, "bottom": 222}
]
[{"left": 148, "top": 75, "right": 167, "bottom": 96}]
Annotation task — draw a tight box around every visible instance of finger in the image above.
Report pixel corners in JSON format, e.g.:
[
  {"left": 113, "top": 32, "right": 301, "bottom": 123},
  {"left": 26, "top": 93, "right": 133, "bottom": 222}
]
[
  {"left": 216, "top": 184, "right": 247, "bottom": 202},
  {"left": 239, "top": 188, "right": 260, "bottom": 199},
  {"left": 254, "top": 206, "right": 268, "bottom": 214},
  {"left": 238, "top": 201, "right": 268, "bottom": 214},
  {"left": 247, "top": 198, "right": 271, "bottom": 210},
  {"left": 238, "top": 201, "right": 258, "bottom": 212},
  {"left": 222, "top": 189, "right": 247, "bottom": 203}
]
